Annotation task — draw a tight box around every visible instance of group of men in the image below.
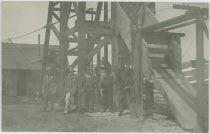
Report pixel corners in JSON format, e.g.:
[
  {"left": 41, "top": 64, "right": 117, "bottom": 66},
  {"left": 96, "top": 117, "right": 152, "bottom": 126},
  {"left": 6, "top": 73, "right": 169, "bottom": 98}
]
[
  {"left": 41, "top": 54, "right": 118, "bottom": 114},
  {"left": 41, "top": 53, "right": 154, "bottom": 116}
]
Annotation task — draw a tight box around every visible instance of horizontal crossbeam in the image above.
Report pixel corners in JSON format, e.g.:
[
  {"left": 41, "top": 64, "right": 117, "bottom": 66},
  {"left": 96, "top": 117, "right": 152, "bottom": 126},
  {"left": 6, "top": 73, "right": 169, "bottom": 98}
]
[{"left": 137, "top": 12, "right": 195, "bottom": 32}]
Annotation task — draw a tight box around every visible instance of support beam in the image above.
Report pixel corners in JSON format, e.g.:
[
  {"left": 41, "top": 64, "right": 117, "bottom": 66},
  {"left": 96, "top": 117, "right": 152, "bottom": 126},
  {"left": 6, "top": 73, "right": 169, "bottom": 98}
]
[
  {"left": 59, "top": 2, "right": 69, "bottom": 102},
  {"left": 77, "top": 2, "right": 86, "bottom": 111},
  {"left": 195, "top": 19, "right": 208, "bottom": 132},
  {"left": 51, "top": 23, "right": 60, "bottom": 39},
  {"left": 52, "top": 11, "right": 60, "bottom": 21},
  {"left": 41, "top": 2, "right": 54, "bottom": 94},
  {"left": 134, "top": 32, "right": 144, "bottom": 117}
]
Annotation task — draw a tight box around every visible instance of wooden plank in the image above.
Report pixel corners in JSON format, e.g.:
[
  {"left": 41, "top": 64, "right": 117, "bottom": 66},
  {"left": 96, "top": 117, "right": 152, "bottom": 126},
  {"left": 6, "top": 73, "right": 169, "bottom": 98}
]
[
  {"left": 116, "top": 3, "right": 132, "bottom": 51},
  {"left": 153, "top": 67, "right": 198, "bottom": 130}
]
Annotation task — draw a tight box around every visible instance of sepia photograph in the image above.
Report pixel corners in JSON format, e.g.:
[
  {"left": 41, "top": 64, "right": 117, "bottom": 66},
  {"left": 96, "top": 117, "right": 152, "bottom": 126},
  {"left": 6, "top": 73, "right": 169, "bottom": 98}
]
[{"left": 1, "top": 1, "right": 209, "bottom": 132}]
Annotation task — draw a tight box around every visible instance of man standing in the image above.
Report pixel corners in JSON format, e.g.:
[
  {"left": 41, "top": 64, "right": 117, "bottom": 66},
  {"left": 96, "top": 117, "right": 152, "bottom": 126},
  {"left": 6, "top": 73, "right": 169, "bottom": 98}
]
[
  {"left": 118, "top": 67, "right": 131, "bottom": 116},
  {"left": 64, "top": 68, "right": 77, "bottom": 114},
  {"left": 83, "top": 66, "right": 96, "bottom": 113},
  {"left": 42, "top": 66, "right": 57, "bottom": 112},
  {"left": 101, "top": 68, "right": 116, "bottom": 112}
]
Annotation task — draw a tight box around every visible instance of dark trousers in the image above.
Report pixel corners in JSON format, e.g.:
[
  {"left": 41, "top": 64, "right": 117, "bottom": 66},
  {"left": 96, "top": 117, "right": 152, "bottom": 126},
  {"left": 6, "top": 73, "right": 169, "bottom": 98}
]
[
  {"left": 119, "top": 89, "right": 128, "bottom": 114},
  {"left": 43, "top": 91, "right": 57, "bottom": 112},
  {"left": 102, "top": 86, "right": 113, "bottom": 112},
  {"left": 85, "top": 90, "right": 94, "bottom": 112}
]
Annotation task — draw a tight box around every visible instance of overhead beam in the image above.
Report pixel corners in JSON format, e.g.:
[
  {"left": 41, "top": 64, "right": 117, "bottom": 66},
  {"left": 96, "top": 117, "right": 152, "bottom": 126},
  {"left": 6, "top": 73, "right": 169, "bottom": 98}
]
[
  {"left": 159, "top": 19, "right": 197, "bottom": 32},
  {"left": 138, "top": 12, "right": 195, "bottom": 32}
]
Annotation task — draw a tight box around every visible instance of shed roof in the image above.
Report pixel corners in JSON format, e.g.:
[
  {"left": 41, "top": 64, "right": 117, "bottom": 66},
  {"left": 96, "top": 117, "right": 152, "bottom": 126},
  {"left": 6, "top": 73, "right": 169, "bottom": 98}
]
[{"left": 2, "top": 42, "right": 58, "bottom": 70}]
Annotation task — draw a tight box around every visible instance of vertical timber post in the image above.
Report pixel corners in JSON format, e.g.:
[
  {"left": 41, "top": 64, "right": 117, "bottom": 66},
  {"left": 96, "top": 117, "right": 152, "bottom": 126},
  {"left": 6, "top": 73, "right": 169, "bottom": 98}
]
[
  {"left": 111, "top": 2, "right": 120, "bottom": 109},
  {"left": 59, "top": 2, "right": 69, "bottom": 103},
  {"left": 77, "top": 2, "right": 86, "bottom": 112},
  {"left": 131, "top": 14, "right": 143, "bottom": 117},
  {"left": 134, "top": 32, "right": 144, "bottom": 117},
  {"left": 104, "top": 2, "right": 108, "bottom": 62},
  {"left": 195, "top": 11, "right": 208, "bottom": 132},
  {"left": 41, "top": 2, "right": 54, "bottom": 95}
]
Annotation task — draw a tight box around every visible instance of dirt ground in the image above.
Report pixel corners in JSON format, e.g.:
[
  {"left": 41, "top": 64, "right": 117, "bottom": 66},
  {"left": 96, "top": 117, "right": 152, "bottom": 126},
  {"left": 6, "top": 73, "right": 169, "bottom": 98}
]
[{"left": 2, "top": 97, "right": 188, "bottom": 132}]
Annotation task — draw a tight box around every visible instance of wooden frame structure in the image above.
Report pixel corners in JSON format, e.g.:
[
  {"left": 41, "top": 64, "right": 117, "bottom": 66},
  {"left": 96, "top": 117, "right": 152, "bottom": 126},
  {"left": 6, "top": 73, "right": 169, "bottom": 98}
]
[{"left": 42, "top": 2, "right": 208, "bottom": 132}]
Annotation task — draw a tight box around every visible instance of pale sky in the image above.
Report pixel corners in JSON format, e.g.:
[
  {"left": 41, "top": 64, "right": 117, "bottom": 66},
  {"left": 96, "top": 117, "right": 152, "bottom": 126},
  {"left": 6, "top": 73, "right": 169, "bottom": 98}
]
[{"left": 1, "top": 1, "right": 209, "bottom": 62}]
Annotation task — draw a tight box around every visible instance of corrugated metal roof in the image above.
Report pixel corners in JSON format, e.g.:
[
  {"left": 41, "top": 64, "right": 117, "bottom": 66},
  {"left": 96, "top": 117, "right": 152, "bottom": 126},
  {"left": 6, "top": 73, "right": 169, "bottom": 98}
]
[{"left": 2, "top": 42, "right": 58, "bottom": 70}]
